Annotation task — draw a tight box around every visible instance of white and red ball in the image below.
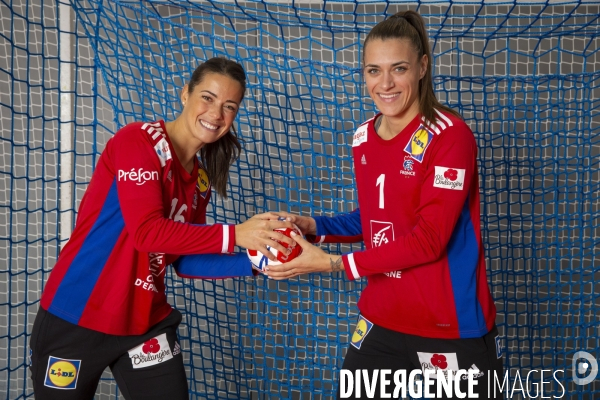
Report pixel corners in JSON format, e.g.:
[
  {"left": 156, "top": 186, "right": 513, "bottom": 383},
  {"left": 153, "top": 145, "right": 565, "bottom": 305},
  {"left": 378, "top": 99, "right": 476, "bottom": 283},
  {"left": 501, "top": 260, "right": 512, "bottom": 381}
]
[{"left": 247, "top": 224, "right": 303, "bottom": 274}]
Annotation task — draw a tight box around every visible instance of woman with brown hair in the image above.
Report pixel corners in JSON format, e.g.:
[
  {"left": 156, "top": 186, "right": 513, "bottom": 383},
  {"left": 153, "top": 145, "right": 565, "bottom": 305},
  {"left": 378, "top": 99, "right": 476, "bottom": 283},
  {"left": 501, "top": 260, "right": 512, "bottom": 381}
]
[
  {"left": 267, "top": 12, "right": 504, "bottom": 399},
  {"left": 30, "top": 57, "right": 293, "bottom": 399}
]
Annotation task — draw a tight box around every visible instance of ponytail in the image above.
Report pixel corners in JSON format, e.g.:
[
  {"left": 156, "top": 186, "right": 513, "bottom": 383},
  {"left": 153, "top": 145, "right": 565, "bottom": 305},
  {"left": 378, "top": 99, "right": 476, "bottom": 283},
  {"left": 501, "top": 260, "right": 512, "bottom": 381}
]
[{"left": 363, "top": 11, "right": 461, "bottom": 123}]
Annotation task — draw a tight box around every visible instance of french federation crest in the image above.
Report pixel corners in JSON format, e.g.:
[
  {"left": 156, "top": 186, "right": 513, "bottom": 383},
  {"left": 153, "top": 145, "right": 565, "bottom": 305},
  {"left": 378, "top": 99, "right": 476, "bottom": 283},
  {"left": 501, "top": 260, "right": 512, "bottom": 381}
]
[{"left": 400, "top": 155, "right": 416, "bottom": 177}]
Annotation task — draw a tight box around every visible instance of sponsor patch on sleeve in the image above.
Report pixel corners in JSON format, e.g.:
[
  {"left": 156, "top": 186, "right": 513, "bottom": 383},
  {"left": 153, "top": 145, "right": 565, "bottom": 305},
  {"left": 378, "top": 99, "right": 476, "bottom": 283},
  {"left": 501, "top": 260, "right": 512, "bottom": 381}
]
[
  {"left": 352, "top": 124, "right": 368, "bottom": 147},
  {"left": 44, "top": 356, "right": 81, "bottom": 390},
  {"left": 154, "top": 138, "right": 172, "bottom": 167},
  {"left": 197, "top": 167, "right": 210, "bottom": 199},
  {"left": 128, "top": 333, "right": 174, "bottom": 369},
  {"left": 404, "top": 125, "right": 434, "bottom": 162},
  {"left": 433, "top": 166, "right": 465, "bottom": 190},
  {"left": 350, "top": 315, "right": 374, "bottom": 350}
]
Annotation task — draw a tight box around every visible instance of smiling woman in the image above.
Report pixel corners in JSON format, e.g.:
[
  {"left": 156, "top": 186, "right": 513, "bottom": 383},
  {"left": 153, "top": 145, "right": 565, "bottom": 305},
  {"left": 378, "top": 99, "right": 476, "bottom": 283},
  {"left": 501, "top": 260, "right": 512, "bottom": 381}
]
[
  {"left": 265, "top": 11, "right": 504, "bottom": 399},
  {"left": 28, "top": 57, "right": 296, "bottom": 399},
  {"left": 165, "top": 60, "right": 246, "bottom": 196},
  {"left": 363, "top": 37, "right": 427, "bottom": 140}
]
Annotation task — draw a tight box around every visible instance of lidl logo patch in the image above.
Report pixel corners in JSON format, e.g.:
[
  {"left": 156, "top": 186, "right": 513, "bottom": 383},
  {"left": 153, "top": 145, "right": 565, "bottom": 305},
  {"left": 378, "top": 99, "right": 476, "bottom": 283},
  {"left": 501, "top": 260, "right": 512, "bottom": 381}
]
[
  {"left": 404, "top": 125, "right": 434, "bottom": 163},
  {"left": 197, "top": 168, "right": 210, "bottom": 199},
  {"left": 44, "top": 356, "right": 81, "bottom": 389},
  {"left": 351, "top": 315, "right": 374, "bottom": 350}
]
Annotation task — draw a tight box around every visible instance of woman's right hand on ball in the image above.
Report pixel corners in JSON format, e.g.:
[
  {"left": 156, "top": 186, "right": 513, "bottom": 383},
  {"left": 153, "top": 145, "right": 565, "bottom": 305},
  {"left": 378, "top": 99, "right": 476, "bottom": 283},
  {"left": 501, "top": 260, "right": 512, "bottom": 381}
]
[
  {"left": 272, "top": 211, "right": 316, "bottom": 236},
  {"left": 235, "top": 213, "right": 296, "bottom": 261}
]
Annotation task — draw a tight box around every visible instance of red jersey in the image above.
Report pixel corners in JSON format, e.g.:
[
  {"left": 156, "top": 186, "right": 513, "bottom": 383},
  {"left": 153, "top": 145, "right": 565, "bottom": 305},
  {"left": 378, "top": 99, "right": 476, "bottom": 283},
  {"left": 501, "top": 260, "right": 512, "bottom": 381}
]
[
  {"left": 340, "top": 111, "right": 497, "bottom": 339},
  {"left": 41, "top": 121, "right": 240, "bottom": 335}
]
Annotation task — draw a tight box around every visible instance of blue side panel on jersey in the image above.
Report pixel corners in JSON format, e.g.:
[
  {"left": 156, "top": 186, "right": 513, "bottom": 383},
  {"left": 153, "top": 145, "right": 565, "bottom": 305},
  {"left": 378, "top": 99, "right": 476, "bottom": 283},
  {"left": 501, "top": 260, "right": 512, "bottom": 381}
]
[
  {"left": 446, "top": 197, "right": 487, "bottom": 338},
  {"left": 315, "top": 209, "right": 362, "bottom": 236},
  {"left": 48, "top": 179, "right": 125, "bottom": 324},
  {"left": 174, "top": 253, "right": 254, "bottom": 278}
]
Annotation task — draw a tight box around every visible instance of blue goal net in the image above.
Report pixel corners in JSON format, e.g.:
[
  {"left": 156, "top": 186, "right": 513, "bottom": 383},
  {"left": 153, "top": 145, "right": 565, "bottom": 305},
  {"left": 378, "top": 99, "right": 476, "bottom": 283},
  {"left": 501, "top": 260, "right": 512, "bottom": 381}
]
[{"left": 1, "top": 0, "right": 599, "bottom": 398}]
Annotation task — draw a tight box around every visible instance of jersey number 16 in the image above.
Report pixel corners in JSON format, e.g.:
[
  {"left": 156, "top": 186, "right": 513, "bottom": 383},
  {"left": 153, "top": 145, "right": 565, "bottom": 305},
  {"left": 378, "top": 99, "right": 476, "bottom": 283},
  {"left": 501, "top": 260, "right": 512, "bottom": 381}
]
[{"left": 169, "top": 198, "right": 187, "bottom": 223}]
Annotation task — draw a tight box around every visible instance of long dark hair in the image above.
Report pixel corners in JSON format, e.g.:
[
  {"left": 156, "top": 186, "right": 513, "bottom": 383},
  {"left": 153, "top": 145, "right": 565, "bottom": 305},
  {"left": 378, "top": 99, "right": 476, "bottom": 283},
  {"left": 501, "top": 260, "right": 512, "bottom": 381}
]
[
  {"left": 187, "top": 57, "right": 246, "bottom": 197},
  {"left": 363, "top": 10, "right": 460, "bottom": 124}
]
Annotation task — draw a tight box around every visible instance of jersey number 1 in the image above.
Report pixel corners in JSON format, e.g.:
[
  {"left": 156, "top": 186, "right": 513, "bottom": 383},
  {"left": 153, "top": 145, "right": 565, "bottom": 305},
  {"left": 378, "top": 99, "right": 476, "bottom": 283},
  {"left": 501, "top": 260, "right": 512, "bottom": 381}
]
[{"left": 376, "top": 174, "right": 385, "bottom": 209}]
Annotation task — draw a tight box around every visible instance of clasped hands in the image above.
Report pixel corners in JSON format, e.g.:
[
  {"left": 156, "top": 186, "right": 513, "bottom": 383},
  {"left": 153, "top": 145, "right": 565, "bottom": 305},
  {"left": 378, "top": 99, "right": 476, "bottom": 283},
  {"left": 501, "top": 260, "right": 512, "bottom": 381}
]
[{"left": 234, "top": 211, "right": 337, "bottom": 280}]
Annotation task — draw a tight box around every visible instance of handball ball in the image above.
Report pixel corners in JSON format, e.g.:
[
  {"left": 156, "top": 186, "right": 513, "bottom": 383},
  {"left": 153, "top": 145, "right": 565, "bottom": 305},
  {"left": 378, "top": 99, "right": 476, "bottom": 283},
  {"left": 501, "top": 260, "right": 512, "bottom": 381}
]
[{"left": 247, "top": 223, "right": 303, "bottom": 274}]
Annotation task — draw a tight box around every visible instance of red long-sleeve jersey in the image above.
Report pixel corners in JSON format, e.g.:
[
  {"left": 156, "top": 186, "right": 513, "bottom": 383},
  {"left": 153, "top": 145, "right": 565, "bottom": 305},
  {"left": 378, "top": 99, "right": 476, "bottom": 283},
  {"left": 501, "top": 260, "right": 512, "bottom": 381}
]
[
  {"left": 41, "top": 121, "right": 239, "bottom": 335},
  {"left": 340, "top": 111, "right": 497, "bottom": 339}
]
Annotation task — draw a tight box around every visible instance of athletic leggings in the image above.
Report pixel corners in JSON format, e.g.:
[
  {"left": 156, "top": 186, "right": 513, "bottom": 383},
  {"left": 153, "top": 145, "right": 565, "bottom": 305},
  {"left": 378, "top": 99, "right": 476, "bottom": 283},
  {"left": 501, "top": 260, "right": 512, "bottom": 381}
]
[
  {"left": 339, "top": 315, "right": 504, "bottom": 399},
  {"left": 29, "top": 307, "right": 188, "bottom": 400}
]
